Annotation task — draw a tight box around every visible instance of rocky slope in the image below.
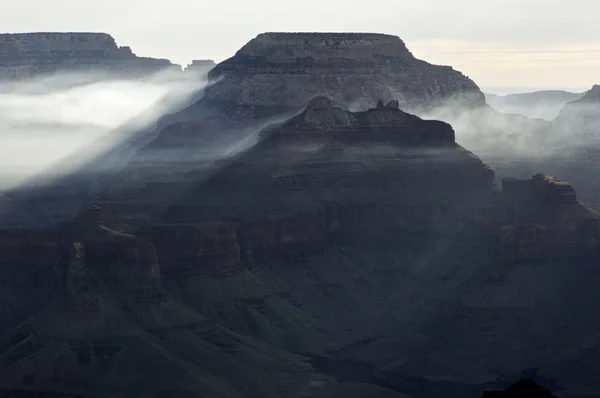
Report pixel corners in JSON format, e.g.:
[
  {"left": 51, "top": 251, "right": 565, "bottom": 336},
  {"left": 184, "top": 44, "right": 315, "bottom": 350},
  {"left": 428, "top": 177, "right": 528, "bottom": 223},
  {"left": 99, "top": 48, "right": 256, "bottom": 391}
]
[
  {"left": 2, "top": 97, "right": 599, "bottom": 397},
  {"left": 0, "top": 32, "right": 180, "bottom": 81}
]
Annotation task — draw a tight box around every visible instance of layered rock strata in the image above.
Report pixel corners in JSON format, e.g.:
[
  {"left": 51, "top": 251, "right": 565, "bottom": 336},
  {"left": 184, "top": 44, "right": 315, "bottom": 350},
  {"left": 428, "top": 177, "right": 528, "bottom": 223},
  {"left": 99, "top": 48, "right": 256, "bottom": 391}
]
[
  {"left": 0, "top": 32, "right": 180, "bottom": 81},
  {"left": 204, "top": 32, "right": 484, "bottom": 111},
  {"left": 2, "top": 96, "right": 600, "bottom": 396},
  {"left": 112, "top": 32, "right": 487, "bottom": 191}
]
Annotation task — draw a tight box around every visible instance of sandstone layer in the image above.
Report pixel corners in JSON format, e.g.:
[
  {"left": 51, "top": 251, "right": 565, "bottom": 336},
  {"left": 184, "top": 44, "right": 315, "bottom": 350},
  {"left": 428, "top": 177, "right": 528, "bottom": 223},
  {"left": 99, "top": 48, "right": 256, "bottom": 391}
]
[
  {"left": 204, "top": 33, "right": 484, "bottom": 111},
  {"left": 0, "top": 32, "right": 180, "bottom": 81}
]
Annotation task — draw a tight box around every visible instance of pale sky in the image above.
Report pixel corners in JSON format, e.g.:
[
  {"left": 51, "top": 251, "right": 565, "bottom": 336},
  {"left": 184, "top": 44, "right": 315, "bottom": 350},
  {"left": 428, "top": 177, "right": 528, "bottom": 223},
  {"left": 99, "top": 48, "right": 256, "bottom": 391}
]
[{"left": 2, "top": 0, "right": 598, "bottom": 92}]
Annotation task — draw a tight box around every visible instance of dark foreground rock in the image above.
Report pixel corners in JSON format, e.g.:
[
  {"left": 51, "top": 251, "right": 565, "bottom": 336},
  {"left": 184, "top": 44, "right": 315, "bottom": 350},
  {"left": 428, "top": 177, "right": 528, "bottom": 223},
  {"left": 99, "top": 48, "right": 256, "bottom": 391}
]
[
  {"left": 483, "top": 379, "right": 557, "bottom": 397},
  {"left": 1, "top": 96, "right": 599, "bottom": 397}
]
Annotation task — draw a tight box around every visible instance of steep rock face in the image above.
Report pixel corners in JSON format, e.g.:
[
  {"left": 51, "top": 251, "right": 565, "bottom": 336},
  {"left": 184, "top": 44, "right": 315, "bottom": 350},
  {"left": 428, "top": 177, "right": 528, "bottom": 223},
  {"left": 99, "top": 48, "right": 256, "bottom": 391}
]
[
  {"left": 116, "top": 32, "right": 487, "bottom": 189},
  {"left": 204, "top": 32, "right": 484, "bottom": 111},
  {"left": 3, "top": 97, "right": 600, "bottom": 396},
  {"left": 0, "top": 32, "right": 180, "bottom": 80},
  {"left": 154, "top": 96, "right": 494, "bottom": 228},
  {"left": 0, "top": 205, "right": 355, "bottom": 398},
  {"left": 125, "top": 99, "right": 600, "bottom": 395},
  {"left": 497, "top": 174, "right": 599, "bottom": 264},
  {"left": 346, "top": 176, "right": 600, "bottom": 396},
  {"left": 138, "top": 99, "right": 496, "bottom": 356},
  {"left": 184, "top": 59, "right": 216, "bottom": 73}
]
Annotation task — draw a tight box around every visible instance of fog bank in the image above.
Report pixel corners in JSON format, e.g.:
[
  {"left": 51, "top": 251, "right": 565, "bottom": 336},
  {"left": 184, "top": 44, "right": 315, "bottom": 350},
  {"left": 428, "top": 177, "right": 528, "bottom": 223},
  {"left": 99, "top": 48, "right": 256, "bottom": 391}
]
[{"left": 0, "top": 69, "right": 210, "bottom": 191}]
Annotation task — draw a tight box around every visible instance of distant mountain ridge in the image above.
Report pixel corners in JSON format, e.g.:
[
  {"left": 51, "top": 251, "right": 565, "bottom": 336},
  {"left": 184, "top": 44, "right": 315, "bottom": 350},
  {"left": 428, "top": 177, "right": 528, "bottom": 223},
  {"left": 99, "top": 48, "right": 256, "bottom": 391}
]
[
  {"left": 485, "top": 90, "right": 585, "bottom": 120},
  {"left": 0, "top": 32, "right": 181, "bottom": 80}
]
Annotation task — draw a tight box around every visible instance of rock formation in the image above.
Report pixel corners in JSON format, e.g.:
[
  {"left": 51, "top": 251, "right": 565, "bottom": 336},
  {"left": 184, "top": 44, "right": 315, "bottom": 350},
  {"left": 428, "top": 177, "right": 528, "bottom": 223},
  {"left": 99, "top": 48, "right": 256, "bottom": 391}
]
[
  {"left": 203, "top": 32, "right": 484, "bottom": 112},
  {"left": 3, "top": 31, "right": 600, "bottom": 397},
  {"left": 184, "top": 59, "right": 216, "bottom": 73},
  {"left": 0, "top": 205, "right": 349, "bottom": 398},
  {"left": 113, "top": 32, "right": 487, "bottom": 195},
  {"left": 2, "top": 94, "right": 600, "bottom": 396},
  {"left": 0, "top": 32, "right": 180, "bottom": 81}
]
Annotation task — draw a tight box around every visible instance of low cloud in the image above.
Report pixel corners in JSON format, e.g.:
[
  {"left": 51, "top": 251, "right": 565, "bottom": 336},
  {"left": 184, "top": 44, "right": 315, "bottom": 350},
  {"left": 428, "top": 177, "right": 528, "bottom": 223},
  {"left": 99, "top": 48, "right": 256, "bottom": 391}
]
[{"left": 0, "top": 69, "right": 210, "bottom": 191}]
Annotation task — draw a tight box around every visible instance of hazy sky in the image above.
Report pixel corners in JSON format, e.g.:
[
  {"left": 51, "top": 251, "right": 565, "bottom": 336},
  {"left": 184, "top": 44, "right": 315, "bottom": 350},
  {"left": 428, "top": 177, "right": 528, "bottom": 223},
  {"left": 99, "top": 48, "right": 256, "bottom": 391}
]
[{"left": 2, "top": 0, "right": 598, "bottom": 92}]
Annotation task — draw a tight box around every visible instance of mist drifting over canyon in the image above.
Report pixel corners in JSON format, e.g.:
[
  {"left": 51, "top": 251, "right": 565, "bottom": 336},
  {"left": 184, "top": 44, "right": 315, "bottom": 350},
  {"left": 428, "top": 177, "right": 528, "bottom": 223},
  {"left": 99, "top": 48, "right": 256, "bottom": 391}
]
[
  {"left": 0, "top": 27, "right": 599, "bottom": 398},
  {"left": 0, "top": 69, "right": 209, "bottom": 191}
]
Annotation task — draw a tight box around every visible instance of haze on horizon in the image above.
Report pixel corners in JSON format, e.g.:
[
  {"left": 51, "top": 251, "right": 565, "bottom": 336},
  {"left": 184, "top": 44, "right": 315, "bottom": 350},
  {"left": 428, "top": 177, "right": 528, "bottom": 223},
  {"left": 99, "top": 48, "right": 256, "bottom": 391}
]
[{"left": 2, "top": 0, "right": 599, "bottom": 93}]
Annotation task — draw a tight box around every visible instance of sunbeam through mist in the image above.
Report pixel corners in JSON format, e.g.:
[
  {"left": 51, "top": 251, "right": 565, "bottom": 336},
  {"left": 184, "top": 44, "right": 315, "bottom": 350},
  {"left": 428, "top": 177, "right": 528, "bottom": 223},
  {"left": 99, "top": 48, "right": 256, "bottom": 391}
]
[{"left": 0, "top": 69, "right": 210, "bottom": 191}]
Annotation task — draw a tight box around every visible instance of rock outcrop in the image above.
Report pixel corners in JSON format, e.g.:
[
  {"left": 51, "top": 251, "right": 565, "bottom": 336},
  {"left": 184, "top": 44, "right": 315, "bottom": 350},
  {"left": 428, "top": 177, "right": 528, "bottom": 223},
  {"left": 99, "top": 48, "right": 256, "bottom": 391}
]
[
  {"left": 497, "top": 174, "right": 599, "bottom": 264},
  {"left": 0, "top": 32, "right": 180, "bottom": 81},
  {"left": 204, "top": 32, "right": 484, "bottom": 112},
  {"left": 114, "top": 32, "right": 487, "bottom": 190},
  {"left": 184, "top": 59, "right": 216, "bottom": 73}
]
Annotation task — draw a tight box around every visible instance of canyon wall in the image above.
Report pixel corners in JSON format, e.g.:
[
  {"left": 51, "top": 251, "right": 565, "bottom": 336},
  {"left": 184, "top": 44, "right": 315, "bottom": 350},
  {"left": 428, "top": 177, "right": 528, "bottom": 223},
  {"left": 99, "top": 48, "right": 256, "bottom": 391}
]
[
  {"left": 204, "top": 32, "right": 484, "bottom": 112},
  {"left": 0, "top": 32, "right": 180, "bottom": 80}
]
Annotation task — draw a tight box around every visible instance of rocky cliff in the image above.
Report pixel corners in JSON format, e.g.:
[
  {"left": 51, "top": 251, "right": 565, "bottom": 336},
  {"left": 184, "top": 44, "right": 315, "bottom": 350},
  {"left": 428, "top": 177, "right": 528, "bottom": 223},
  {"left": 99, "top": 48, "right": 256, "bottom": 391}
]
[
  {"left": 184, "top": 59, "right": 216, "bottom": 73},
  {"left": 0, "top": 32, "right": 180, "bottom": 80},
  {"left": 117, "top": 33, "right": 487, "bottom": 194},
  {"left": 147, "top": 97, "right": 495, "bottom": 276},
  {"left": 3, "top": 31, "right": 600, "bottom": 397},
  {"left": 204, "top": 32, "right": 484, "bottom": 111},
  {"left": 2, "top": 96, "right": 600, "bottom": 396},
  {"left": 0, "top": 205, "right": 359, "bottom": 398}
]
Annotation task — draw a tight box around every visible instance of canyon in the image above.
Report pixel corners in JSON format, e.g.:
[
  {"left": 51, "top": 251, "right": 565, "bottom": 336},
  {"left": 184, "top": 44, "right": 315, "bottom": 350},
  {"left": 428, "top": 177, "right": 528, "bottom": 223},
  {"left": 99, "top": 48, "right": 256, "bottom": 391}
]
[
  {"left": 0, "top": 31, "right": 596, "bottom": 397},
  {"left": 0, "top": 95, "right": 593, "bottom": 397}
]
